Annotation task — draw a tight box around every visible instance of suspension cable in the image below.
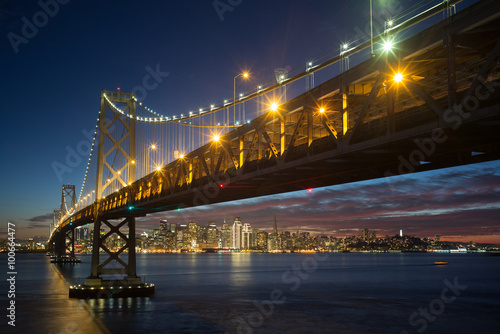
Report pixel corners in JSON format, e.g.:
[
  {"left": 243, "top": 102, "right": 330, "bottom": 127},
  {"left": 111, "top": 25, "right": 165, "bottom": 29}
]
[{"left": 77, "top": 110, "right": 100, "bottom": 204}]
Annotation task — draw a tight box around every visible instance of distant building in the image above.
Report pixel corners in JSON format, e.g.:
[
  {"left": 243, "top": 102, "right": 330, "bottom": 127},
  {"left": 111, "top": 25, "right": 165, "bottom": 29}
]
[
  {"left": 159, "top": 220, "right": 168, "bottom": 245},
  {"left": 221, "top": 220, "right": 231, "bottom": 248},
  {"left": 169, "top": 222, "right": 177, "bottom": 234},
  {"left": 207, "top": 221, "right": 218, "bottom": 248},
  {"left": 164, "top": 230, "right": 176, "bottom": 250},
  {"left": 255, "top": 231, "right": 268, "bottom": 250},
  {"left": 268, "top": 214, "right": 280, "bottom": 250},
  {"left": 242, "top": 223, "right": 252, "bottom": 249},
  {"left": 188, "top": 220, "right": 198, "bottom": 248},
  {"left": 232, "top": 217, "right": 243, "bottom": 249}
]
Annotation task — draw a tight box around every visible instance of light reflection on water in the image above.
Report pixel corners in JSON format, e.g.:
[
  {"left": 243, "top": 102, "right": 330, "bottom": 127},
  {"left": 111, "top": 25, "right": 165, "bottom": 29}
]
[{"left": 1, "top": 252, "right": 499, "bottom": 333}]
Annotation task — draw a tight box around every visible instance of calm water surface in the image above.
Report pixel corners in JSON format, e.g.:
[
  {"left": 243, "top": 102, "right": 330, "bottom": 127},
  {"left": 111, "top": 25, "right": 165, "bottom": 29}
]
[{"left": 1, "top": 252, "right": 499, "bottom": 334}]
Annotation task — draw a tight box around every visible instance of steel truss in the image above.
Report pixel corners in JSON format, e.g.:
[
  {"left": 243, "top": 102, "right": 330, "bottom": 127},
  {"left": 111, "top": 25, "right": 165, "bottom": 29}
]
[
  {"left": 86, "top": 216, "right": 138, "bottom": 283},
  {"left": 96, "top": 90, "right": 136, "bottom": 200}
]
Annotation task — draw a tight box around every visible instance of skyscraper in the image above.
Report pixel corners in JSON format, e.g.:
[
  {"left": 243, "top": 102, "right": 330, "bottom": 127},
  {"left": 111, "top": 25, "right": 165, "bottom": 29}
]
[
  {"left": 159, "top": 220, "right": 168, "bottom": 246},
  {"left": 188, "top": 220, "right": 198, "bottom": 248},
  {"left": 232, "top": 217, "right": 243, "bottom": 249},
  {"left": 269, "top": 214, "right": 280, "bottom": 250},
  {"left": 207, "top": 221, "right": 218, "bottom": 248},
  {"left": 169, "top": 222, "right": 177, "bottom": 234},
  {"left": 221, "top": 220, "right": 231, "bottom": 248},
  {"left": 242, "top": 223, "right": 252, "bottom": 250}
]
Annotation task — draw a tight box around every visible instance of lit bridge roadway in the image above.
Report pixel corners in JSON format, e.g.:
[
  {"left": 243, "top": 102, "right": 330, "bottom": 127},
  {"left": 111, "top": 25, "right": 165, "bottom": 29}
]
[{"left": 49, "top": 0, "right": 500, "bottom": 298}]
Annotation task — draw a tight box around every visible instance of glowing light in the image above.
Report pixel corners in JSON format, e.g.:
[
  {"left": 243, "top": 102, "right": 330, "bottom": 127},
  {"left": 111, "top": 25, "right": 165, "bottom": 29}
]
[
  {"left": 151, "top": 144, "right": 156, "bottom": 150},
  {"left": 319, "top": 107, "right": 325, "bottom": 113},
  {"left": 383, "top": 40, "right": 393, "bottom": 52},
  {"left": 394, "top": 72, "right": 404, "bottom": 83},
  {"left": 219, "top": 184, "right": 223, "bottom": 188},
  {"left": 387, "top": 20, "right": 393, "bottom": 27},
  {"left": 156, "top": 166, "right": 162, "bottom": 171},
  {"left": 308, "top": 188, "right": 313, "bottom": 193},
  {"left": 131, "top": 160, "right": 135, "bottom": 164},
  {"left": 179, "top": 154, "right": 184, "bottom": 159},
  {"left": 343, "top": 43, "right": 348, "bottom": 50},
  {"left": 243, "top": 72, "right": 249, "bottom": 78},
  {"left": 213, "top": 134, "right": 220, "bottom": 142},
  {"left": 270, "top": 102, "right": 279, "bottom": 112}
]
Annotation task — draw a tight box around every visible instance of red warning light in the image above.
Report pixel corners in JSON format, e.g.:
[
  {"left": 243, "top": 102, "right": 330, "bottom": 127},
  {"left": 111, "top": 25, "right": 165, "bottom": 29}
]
[
  {"left": 117, "top": 87, "right": 121, "bottom": 91},
  {"left": 219, "top": 184, "right": 223, "bottom": 188},
  {"left": 308, "top": 188, "right": 313, "bottom": 193}
]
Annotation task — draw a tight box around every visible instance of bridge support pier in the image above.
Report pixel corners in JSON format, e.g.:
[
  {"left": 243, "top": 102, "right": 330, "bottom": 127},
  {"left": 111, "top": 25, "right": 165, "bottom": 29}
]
[
  {"left": 50, "top": 229, "right": 81, "bottom": 263},
  {"left": 69, "top": 216, "right": 154, "bottom": 298}
]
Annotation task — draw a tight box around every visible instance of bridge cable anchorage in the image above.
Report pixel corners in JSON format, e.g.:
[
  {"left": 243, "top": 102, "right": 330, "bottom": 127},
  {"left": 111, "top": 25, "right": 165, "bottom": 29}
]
[{"left": 77, "top": 111, "right": 100, "bottom": 204}]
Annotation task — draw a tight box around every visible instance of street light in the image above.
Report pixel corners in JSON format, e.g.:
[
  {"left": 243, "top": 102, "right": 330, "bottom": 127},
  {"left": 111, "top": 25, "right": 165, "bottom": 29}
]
[
  {"left": 394, "top": 72, "right": 404, "bottom": 83},
  {"left": 370, "top": 0, "right": 374, "bottom": 57},
  {"left": 233, "top": 72, "right": 249, "bottom": 126},
  {"left": 383, "top": 39, "right": 393, "bottom": 52}
]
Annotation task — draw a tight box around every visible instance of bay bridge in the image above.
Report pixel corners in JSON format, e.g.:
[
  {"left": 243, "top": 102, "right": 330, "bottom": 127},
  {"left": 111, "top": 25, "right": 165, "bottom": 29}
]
[{"left": 48, "top": 0, "right": 500, "bottom": 298}]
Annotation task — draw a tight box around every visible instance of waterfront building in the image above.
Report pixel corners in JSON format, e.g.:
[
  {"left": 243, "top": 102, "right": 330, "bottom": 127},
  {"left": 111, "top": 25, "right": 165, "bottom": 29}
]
[
  {"left": 232, "top": 217, "right": 243, "bottom": 249},
  {"left": 221, "top": 220, "right": 231, "bottom": 248},
  {"left": 242, "top": 223, "right": 252, "bottom": 249},
  {"left": 188, "top": 220, "right": 198, "bottom": 248},
  {"left": 207, "top": 221, "right": 218, "bottom": 248},
  {"left": 255, "top": 231, "right": 268, "bottom": 250}
]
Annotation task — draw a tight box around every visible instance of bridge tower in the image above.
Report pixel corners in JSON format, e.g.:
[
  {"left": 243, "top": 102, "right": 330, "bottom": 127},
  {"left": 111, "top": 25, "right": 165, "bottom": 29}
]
[
  {"left": 61, "top": 184, "right": 76, "bottom": 215},
  {"left": 50, "top": 186, "right": 81, "bottom": 263},
  {"left": 71, "top": 90, "right": 153, "bottom": 298},
  {"left": 96, "top": 89, "right": 136, "bottom": 199}
]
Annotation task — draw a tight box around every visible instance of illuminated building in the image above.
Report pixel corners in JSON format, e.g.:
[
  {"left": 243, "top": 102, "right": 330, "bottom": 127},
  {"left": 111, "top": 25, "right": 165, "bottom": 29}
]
[
  {"left": 221, "top": 220, "right": 231, "bottom": 248},
  {"left": 232, "top": 217, "right": 242, "bottom": 249},
  {"left": 242, "top": 223, "right": 252, "bottom": 250}
]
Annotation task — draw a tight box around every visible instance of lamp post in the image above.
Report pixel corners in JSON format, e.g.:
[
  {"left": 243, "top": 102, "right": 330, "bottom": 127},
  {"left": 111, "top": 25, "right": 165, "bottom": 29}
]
[
  {"left": 233, "top": 72, "right": 249, "bottom": 127},
  {"left": 370, "top": 0, "right": 375, "bottom": 57}
]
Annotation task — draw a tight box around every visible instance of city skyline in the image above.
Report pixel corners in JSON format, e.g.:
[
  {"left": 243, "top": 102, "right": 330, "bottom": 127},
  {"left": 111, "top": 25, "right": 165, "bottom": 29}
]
[{"left": 1, "top": 0, "right": 499, "bottom": 244}]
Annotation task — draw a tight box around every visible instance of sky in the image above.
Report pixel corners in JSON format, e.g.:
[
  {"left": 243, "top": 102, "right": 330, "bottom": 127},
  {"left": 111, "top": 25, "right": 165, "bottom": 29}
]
[{"left": 1, "top": 0, "right": 499, "bottom": 243}]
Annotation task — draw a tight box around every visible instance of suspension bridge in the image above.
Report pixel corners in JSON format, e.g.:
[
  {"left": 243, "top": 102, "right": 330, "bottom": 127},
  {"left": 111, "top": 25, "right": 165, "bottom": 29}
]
[{"left": 47, "top": 0, "right": 500, "bottom": 298}]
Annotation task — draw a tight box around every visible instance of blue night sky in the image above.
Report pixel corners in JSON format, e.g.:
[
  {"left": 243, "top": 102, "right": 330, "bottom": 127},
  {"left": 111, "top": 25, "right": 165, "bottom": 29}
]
[{"left": 1, "top": 0, "right": 499, "bottom": 242}]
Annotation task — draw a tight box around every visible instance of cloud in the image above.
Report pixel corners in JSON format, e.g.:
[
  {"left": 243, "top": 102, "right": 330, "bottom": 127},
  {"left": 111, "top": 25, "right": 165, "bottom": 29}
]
[
  {"left": 27, "top": 222, "right": 49, "bottom": 229},
  {"left": 27, "top": 213, "right": 53, "bottom": 222}
]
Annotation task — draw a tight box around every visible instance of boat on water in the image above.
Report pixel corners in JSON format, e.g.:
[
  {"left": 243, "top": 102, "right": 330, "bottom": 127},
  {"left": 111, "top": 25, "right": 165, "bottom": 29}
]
[{"left": 434, "top": 261, "right": 448, "bottom": 265}]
